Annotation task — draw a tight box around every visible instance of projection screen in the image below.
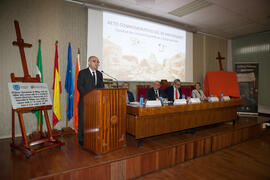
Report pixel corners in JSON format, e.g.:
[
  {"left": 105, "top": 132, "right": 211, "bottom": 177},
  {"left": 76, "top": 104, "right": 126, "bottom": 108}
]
[{"left": 87, "top": 9, "right": 193, "bottom": 82}]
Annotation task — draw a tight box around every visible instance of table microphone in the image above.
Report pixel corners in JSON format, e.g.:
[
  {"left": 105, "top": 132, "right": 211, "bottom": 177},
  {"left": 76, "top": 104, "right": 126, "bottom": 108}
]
[{"left": 101, "top": 70, "right": 119, "bottom": 88}]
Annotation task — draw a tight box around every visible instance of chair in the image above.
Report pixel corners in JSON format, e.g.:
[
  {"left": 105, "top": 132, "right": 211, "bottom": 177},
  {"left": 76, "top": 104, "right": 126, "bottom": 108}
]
[
  {"left": 180, "top": 85, "right": 195, "bottom": 98},
  {"left": 160, "top": 79, "right": 171, "bottom": 90},
  {"left": 136, "top": 85, "right": 150, "bottom": 101}
]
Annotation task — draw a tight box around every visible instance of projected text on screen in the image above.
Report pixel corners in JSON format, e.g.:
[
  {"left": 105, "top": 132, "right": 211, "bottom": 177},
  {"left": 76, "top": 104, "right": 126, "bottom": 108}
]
[{"left": 103, "top": 11, "right": 186, "bottom": 81}]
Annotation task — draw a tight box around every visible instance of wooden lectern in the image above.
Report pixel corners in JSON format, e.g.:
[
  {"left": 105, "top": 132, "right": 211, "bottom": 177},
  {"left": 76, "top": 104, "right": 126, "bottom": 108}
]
[{"left": 83, "top": 89, "right": 127, "bottom": 154}]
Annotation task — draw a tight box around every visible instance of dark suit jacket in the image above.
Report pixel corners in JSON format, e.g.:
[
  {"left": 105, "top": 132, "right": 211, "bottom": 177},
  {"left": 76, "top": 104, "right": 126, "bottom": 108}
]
[
  {"left": 127, "top": 90, "right": 135, "bottom": 102},
  {"left": 146, "top": 87, "right": 166, "bottom": 100},
  {"left": 77, "top": 68, "right": 104, "bottom": 143},
  {"left": 77, "top": 68, "right": 104, "bottom": 97},
  {"left": 165, "top": 86, "right": 182, "bottom": 102}
]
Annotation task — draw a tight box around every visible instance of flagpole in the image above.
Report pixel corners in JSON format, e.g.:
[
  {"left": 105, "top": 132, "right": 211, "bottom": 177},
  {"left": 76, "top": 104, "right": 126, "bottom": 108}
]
[
  {"left": 66, "top": 96, "right": 69, "bottom": 128},
  {"left": 73, "top": 48, "right": 80, "bottom": 134},
  {"left": 38, "top": 39, "right": 43, "bottom": 137},
  {"left": 65, "top": 42, "right": 71, "bottom": 129},
  {"left": 31, "top": 39, "right": 44, "bottom": 141},
  {"left": 36, "top": 39, "right": 40, "bottom": 134}
]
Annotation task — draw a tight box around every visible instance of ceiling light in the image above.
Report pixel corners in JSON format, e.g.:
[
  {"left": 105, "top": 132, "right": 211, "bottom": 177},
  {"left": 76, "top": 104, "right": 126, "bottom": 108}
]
[{"left": 169, "top": 0, "right": 212, "bottom": 17}]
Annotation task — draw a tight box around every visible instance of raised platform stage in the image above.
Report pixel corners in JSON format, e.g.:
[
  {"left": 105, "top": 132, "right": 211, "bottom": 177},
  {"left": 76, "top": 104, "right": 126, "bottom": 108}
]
[{"left": 0, "top": 116, "right": 268, "bottom": 180}]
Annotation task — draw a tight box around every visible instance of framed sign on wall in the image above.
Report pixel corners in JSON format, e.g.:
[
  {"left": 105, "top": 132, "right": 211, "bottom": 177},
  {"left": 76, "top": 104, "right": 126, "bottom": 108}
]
[{"left": 235, "top": 63, "right": 259, "bottom": 114}]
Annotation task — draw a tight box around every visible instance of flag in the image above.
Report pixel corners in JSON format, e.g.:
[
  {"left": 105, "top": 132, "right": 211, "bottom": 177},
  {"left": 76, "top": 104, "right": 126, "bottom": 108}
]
[
  {"left": 35, "top": 40, "right": 43, "bottom": 125},
  {"left": 73, "top": 51, "right": 80, "bottom": 134},
  {"left": 65, "top": 43, "right": 74, "bottom": 121},
  {"left": 53, "top": 42, "right": 61, "bottom": 126}
]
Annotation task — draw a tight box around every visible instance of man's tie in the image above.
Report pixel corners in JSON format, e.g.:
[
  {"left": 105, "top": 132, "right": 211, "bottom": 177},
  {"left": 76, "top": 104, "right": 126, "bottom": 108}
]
[
  {"left": 92, "top": 72, "right": 96, "bottom": 87},
  {"left": 155, "top": 90, "right": 158, "bottom": 99},
  {"left": 175, "top": 89, "right": 178, "bottom": 99}
]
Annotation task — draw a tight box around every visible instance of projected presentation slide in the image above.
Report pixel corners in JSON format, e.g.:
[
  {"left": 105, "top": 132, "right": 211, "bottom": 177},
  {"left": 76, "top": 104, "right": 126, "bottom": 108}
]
[{"left": 103, "top": 11, "right": 186, "bottom": 81}]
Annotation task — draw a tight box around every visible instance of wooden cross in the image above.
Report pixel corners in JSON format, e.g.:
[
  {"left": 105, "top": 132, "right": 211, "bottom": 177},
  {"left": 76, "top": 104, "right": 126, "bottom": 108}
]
[
  {"left": 216, "top": 51, "right": 225, "bottom": 71},
  {"left": 11, "top": 20, "right": 39, "bottom": 82}
]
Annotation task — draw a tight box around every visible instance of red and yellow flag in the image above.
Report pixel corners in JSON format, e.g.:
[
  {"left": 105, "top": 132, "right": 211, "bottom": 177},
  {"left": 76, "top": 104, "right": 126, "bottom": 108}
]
[
  {"left": 53, "top": 42, "right": 62, "bottom": 126},
  {"left": 73, "top": 51, "right": 80, "bottom": 133}
]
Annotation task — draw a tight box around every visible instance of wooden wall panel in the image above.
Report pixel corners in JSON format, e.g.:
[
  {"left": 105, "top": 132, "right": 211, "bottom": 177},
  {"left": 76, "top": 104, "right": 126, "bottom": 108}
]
[
  {"left": 194, "top": 139, "right": 205, "bottom": 157},
  {"left": 232, "top": 129, "right": 241, "bottom": 145},
  {"left": 242, "top": 127, "right": 249, "bottom": 141},
  {"left": 141, "top": 152, "right": 157, "bottom": 175},
  {"left": 204, "top": 137, "right": 212, "bottom": 154},
  {"left": 111, "top": 160, "right": 126, "bottom": 180},
  {"left": 126, "top": 156, "right": 141, "bottom": 180},
  {"left": 185, "top": 142, "right": 194, "bottom": 161},
  {"left": 212, "top": 135, "right": 218, "bottom": 152},
  {"left": 224, "top": 133, "right": 232, "bottom": 148},
  {"left": 175, "top": 144, "right": 185, "bottom": 163},
  {"left": 157, "top": 148, "right": 176, "bottom": 169}
]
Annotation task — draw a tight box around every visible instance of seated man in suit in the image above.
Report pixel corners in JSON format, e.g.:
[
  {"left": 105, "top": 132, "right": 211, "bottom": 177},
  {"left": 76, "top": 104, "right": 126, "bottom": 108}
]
[
  {"left": 192, "top": 82, "right": 206, "bottom": 100},
  {"left": 146, "top": 81, "right": 166, "bottom": 100},
  {"left": 77, "top": 56, "right": 104, "bottom": 146},
  {"left": 165, "top": 79, "right": 182, "bottom": 102},
  {"left": 122, "top": 82, "right": 135, "bottom": 103}
]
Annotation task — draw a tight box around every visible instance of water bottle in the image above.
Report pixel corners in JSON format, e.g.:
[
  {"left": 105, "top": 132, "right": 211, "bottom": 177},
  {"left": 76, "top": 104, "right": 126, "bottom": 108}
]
[
  {"left": 187, "top": 97, "right": 191, "bottom": 104},
  {"left": 208, "top": 93, "right": 214, "bottom": 102},
  {"left": 159, "top": 96, "right": 163, "bottom": 105},
  {"left": 182, "top": 94, "right": 185, "bottom": 99},
  {"left": 139, "top": 96, "right": 144, "bottom": 107},
  {"left": 220, "top": 92, "right": 224, "bottom": 101}
]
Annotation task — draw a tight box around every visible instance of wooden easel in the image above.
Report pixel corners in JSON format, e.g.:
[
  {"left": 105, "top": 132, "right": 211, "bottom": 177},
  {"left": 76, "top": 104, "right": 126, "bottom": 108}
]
[{"left": 10, "top": 20, "right": 64, "bottom": 158}]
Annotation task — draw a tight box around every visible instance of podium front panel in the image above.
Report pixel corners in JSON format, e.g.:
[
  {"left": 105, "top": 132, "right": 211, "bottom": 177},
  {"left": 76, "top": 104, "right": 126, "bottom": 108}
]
[{"left": 83, "top": 89, "right": 126, "bottom": 154}]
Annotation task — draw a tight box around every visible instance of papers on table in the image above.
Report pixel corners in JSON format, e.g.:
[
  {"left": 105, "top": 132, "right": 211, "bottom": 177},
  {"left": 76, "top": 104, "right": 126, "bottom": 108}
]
[
  {"left": 208, "top": 97, "right": 219, "bottom": 102},
  {"left": 145, "top": 100, "right": 162, "bottom": 107},
  {"left": 188, "top": 98, "right": 201, "bottom": 104},
  {"left": 222, "top": 96, "right": 230, "bottom": 101},
  {"left": 173, "top": 99, "right": 187, "bottom": 105}
]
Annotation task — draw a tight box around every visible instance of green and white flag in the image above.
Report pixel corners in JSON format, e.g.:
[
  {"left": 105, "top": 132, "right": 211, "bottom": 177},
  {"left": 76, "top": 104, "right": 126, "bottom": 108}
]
[{"left": 35, "top": 40, "right": 43, "bottom": 125}]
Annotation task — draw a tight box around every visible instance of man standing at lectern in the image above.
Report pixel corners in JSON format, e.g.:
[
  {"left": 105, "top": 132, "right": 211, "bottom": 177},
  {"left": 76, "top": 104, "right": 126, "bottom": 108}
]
[{"left": 77, "top": 56, "right": 104, "bottom": 146}]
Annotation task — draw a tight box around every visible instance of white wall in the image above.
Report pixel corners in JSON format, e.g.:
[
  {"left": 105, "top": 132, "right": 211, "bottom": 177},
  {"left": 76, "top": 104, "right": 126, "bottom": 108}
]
[{"left": 87, "top": 8, "right": 103, "bottom": 68}]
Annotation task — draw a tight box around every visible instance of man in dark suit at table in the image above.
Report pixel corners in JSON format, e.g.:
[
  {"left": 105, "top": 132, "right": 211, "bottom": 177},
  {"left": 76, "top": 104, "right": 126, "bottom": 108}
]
[
  {"left": 122, "top": 82, "right": 135, "bottom": 103},
  {"left": 165, "top": 79, "right": 182, "bottom": 102},
  {"left": 77, "top": 56, "right": 104, "bottom": 146},
  {"left": 146, "top": 81, "right": 166, "bottom": 100}
]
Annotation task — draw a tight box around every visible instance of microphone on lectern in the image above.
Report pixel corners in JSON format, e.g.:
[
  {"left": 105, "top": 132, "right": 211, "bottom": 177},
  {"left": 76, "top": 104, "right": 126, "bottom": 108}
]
[{"left": 101, "top": 70, "right": 119, "bottom": 88}]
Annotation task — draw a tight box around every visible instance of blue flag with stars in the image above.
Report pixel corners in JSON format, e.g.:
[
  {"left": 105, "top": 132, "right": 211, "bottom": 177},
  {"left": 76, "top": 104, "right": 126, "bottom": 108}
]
[{"left": 65, "top": 43, "right": 74, "bottom": 120}]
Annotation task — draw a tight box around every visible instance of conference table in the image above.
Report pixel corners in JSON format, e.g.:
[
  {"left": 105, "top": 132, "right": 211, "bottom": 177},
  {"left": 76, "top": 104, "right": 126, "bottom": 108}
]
[{"left": 126, "top": 99, "right": 242, "bottom": 142}]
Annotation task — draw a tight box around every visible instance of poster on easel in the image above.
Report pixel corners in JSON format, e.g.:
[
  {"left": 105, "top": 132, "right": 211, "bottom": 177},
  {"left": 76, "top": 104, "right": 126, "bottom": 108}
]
[
  {"left": 8, "top": 83, "right": 52, "bottom": 109},
  {"left": 235, "top": 63, "right": 258, "bottom": 114}
]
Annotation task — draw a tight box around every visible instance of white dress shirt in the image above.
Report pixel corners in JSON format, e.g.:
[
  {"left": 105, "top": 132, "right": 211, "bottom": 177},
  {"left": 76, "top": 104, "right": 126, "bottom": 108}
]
[{"left": 154, "top": 90, "right": 159, "bottom": 99}]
